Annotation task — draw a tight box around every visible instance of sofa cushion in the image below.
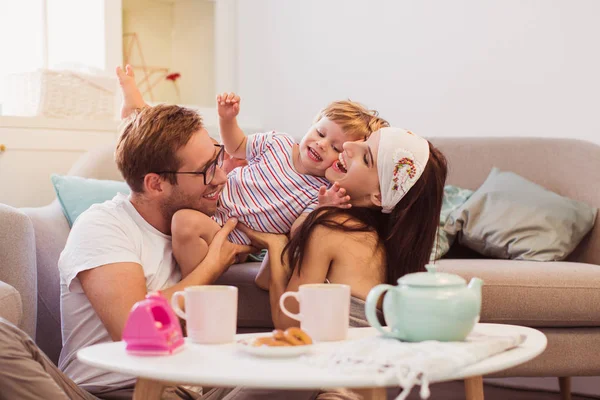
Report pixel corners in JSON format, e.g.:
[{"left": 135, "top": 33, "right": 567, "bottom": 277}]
[
  {"left": 431, "top": 138, "right": 600, "bottom": 267},
  {"left": 437, "top": 259, "right": 600, "bottom": 327},
  {"left": 445, "top": 168, "right": 597, "bottom": 261},
  {"left": 432, "top": 185, "right": 473, "bottom": 260},
  {"left": 0, "top": 204, "right": 37, "bottom": 338},
  {"left": 21, "top": 201, "right": 70, "bottom": 365},
  {"left": 0, "top": 281, "right": 23, "bottom": 327},
  {"left": 214, "top": 259, "right": 600, "bottom": 329},
  {"left": 491, "top": 327, "right": 600, "bottom": 377},
  {"left": 51, "top": 174, "right": 130, "bottom": 227},
  {"left": 215, "top": 262, "right": 273, "bottom": 328}
]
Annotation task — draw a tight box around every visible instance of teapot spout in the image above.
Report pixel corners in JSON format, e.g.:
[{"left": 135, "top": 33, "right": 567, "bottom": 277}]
[{"left": 468, "top": 277, "right": 484, "bottom": 296}]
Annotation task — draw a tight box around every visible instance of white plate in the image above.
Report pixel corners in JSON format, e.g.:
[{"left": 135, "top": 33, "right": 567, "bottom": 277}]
[{"left": 236, "top": 338, "right": 313, "bottom": 358}]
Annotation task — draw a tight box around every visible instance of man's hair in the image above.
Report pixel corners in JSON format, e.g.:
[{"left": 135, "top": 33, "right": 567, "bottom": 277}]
[
  {"left": 313, "top": 100, "right": 390, "bottom": 139},
  {"left": 115, "top": 104, "right": 203, "bottom": 193}
]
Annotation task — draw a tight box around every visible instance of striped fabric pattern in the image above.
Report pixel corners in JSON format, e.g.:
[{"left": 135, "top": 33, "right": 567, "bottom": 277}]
[{"left": 213, "top": 132, "right": 329, "bottom": 245}]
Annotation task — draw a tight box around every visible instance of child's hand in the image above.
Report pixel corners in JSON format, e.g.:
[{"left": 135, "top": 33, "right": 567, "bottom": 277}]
[
  {"left": 116, "top": 65, "right": 146, "bottom": 119},
  {"left": 217, "top": 92, "right": 241, "bottom": 121},
  {"left": 318, "top": 182, "right": 351, "bottom": 209},
  {"left": 237, "top": 223, "right": 289, "bottom": 251}
]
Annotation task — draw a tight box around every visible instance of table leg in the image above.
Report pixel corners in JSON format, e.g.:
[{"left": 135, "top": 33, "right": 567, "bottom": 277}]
[
  {"left": 133, "top": 378, "right": 166, "bottom": 400},
  {"left": 559, "top": 377, "right": 572, "bottom": 400},
  {"left": 350, "top": 388, "right": 387, "bottom": 400},
  {"left": 464, "top": 376, "right": 484, "bottom": 400}
]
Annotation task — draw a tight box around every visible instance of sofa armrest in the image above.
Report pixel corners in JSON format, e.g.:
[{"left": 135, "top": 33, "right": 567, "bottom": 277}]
[
  {"left": 20, "top": 200, "right": 70, "bottom": 364},
  {"left": 0, "top": 281, "right": 23, "bottom": 326},
  {"left": 0, "top": 204, "right": 37, "bottom": 338}
]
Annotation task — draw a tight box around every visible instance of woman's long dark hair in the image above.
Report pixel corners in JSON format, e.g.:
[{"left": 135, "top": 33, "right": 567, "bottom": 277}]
[{"left": 285, "top": 142, "right": 448, "bottom": 284}]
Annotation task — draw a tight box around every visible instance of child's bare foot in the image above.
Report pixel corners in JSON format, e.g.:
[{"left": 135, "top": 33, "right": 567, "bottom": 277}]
[{"left": 116, "top": 65, "right": 146, "bottom": 119}]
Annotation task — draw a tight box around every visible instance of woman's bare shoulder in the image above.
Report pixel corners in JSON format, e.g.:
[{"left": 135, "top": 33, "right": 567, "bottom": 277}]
[{"left": 308, "top": 214, "right": 379, "bottom": 247}]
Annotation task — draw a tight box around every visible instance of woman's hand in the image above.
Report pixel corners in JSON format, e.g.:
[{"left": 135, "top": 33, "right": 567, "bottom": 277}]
[{"left": 237, "top": 223, "right": 288, "bottom": 251}]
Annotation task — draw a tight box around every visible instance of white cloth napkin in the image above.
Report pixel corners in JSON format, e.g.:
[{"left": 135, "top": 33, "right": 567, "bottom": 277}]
[{"left": 304, "top": 332, "right": 526, "bottom": 400}]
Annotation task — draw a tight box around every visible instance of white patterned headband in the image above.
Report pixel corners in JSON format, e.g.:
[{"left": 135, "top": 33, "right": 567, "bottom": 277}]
[{"left": 376, "top": 127, "right": 430, "bottom": 214}]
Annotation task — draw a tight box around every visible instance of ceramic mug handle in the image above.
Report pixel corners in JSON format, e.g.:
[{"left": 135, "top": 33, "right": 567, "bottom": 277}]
[
  {"left": 279, "top": 291, "right": 302, "bottom": 322},
  {"left": 170, "top": 291, "right": 187, "bottom": 320},
  {"left": 365, "top": 284, "right": 394, "bottom": 337}
]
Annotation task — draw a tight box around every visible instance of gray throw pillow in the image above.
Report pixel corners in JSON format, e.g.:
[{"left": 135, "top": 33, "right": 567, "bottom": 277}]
[
  {"left": 430, "top": 185, "right": 474, "bottom": 261},
  {"left": 444, "top": 168, "right": 597, "bottom": 261}
]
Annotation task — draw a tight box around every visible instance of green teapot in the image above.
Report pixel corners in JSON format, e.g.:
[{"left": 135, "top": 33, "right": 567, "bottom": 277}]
[{"left": 365, "top": 264, "right": 483, "bottom": 342}]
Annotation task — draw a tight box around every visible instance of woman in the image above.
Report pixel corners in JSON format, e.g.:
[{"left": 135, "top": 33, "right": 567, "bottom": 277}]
[{"left": 240, "top": 127, "right": 448, "bottom": 330}]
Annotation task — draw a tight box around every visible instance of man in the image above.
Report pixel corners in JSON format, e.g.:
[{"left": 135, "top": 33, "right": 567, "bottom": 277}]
[{"left": 0, "top": 104, "right": 255, "bottom": 399}]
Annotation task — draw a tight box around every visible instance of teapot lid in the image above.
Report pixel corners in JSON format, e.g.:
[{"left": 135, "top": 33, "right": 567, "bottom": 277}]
[{"left": 397, "top": 264, "right": 466, "bottom": 287}]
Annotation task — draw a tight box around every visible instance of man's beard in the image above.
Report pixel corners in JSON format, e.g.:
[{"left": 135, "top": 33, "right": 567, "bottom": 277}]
[
  {"left": 160, "top": 186, "right": 216, "bottom": 223},
  {"left": 160, "top": 188, "right": 194, "bottom": 223}
]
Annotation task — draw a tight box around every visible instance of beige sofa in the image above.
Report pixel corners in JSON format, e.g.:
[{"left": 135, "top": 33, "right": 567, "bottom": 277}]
[{"left": 1, "top": 137, "right": 599, "bottom": 399}]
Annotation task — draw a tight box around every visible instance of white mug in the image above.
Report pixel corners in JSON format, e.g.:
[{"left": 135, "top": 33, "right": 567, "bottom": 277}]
[
  {"left": 171, "top": 285, "right": 238, "bottom": 344},
  {"left": 279, "top": 283, "right": 350, "bottom": 342}
]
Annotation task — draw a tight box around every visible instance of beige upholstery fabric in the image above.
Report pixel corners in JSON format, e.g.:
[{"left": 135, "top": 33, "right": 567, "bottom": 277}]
[
  {"left": 430, "top": 137, "right": 600, "bottom": 266},
  {"left": 217, "top": 259, "right": 600, "bottom": 330},
  {"left": 21, "top": 201, "right": 70, "bottom": 364},
  {"left": 437, "top": 259, "right": 600, "bottom": 327},
  {"left": 492, "top": 328, "right": 600, "bottom": 377},
  {"left": 15, "top": 145, "right": 124, "bottom": 364},
  {"left": 0, "top": 204, "right": 37, "bottom": 338},
  {"left": 67, "top": 144, "right": 124, "bottom": 181},
  {"left": 216, "top": 263, "right": 272, "bottom": 327},
  {"left": 0, "top": 281, "right": 23, "bottom": 327},
  {"left": 445, "top": 168, "right": 597, "bottom": 261}
]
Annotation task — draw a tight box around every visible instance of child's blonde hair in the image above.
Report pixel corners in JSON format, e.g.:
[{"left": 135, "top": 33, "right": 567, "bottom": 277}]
[{"left": 314, "top": 100, "right": 389, "bottom": 139}]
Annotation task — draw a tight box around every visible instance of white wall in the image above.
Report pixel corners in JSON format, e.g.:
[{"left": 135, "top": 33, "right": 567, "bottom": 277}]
[
  {"left": 235, "top": 0, "right": 600, "bottom": 144},
  {"left": 173, "top": 0, "right": 215, "bottom": 107},
  {"left": 123, "top": 0, "right": 215, "bottom": 106},
  {"left": 47, "top": 0, "right": 106, "bottom": 71},
  {"left": 123, "top": 1, "right": 175, "bottom": 102},
  {"left": 0, "top": 0, "right": 45, "bottom": 108}
]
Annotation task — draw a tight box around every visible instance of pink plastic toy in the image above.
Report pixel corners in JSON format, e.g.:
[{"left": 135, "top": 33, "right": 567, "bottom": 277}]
[{"left": 122, "top": 291, "right": 185, "bottom": 356}]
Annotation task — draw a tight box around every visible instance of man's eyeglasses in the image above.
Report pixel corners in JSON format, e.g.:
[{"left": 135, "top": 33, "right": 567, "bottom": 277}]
[{"left": 155, "top": 144, "right": 225, "bottom": 185}]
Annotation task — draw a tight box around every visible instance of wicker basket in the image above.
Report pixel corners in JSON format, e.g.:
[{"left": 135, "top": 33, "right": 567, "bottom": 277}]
[{"left": 4, "top": 69, "right": 119, "bottom": 120}]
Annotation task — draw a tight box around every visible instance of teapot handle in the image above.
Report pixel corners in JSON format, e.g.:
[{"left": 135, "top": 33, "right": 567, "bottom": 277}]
[{"left": 365, "top": 284, "right": 394, "bottom": 336}]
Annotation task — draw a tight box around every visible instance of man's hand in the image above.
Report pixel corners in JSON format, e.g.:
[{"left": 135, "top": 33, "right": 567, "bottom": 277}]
[
  {"left": 204, "top": 218, "right": 257, "bottom": 272},
  {"left": 217, "top": 92, "right": 241, "bottom": 121},
  {"left": 318, "top": 182, "right": 351, "bottom": 209}
]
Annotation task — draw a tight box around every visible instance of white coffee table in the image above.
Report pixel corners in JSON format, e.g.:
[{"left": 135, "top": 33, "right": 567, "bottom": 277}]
[{"left": 78, "top": 323, "right": 546, "bottom": 400}]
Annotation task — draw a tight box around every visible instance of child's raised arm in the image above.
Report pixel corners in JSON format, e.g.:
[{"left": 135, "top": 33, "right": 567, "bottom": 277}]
[{"left": 218, "top": 92, "right": 247, "bottom": 159}]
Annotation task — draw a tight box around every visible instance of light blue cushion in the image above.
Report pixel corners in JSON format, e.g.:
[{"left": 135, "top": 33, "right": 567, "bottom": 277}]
[
  {"left": 430, "top": 185, "right": 474, "bottom": 260},
  {"left": 51, "top": 174, "right": 130, "bottom": 227}
]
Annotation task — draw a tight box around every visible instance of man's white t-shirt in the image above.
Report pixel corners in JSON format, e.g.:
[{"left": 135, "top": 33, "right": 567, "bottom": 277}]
[{"left": 58, "top": 193, "right": 181, "bottom": 391}]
